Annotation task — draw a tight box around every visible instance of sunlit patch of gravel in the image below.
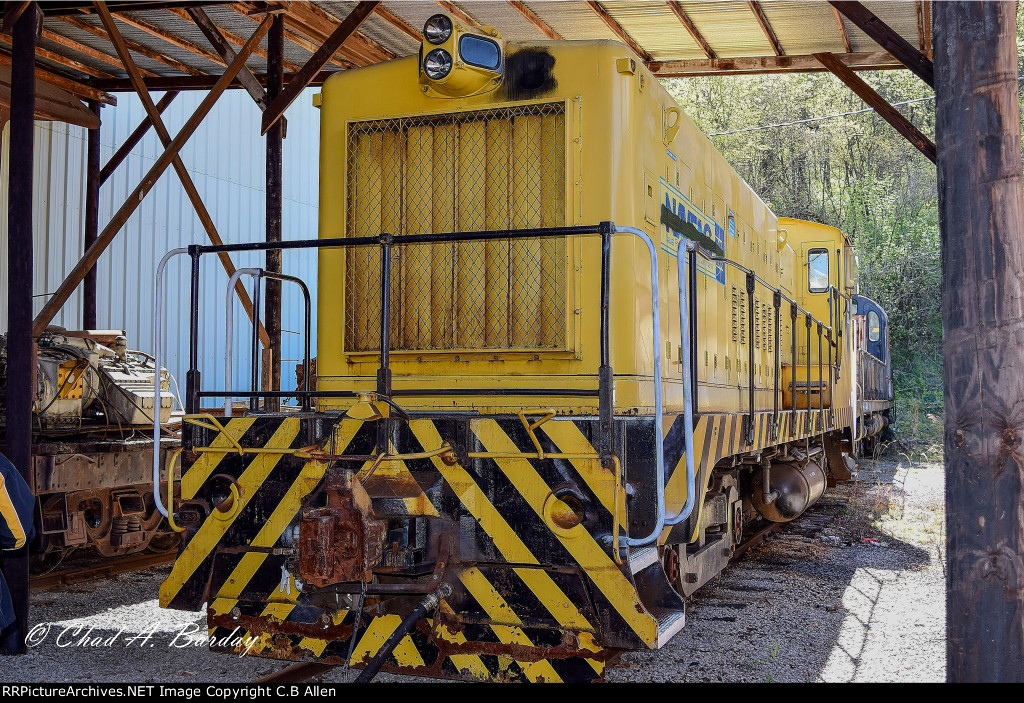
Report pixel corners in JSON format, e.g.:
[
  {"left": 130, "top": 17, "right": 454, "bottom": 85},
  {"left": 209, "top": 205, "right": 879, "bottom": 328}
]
[
  {"left": 3, "top": 457, "right": 944, "bottom": 684},
  {"left": 607, "top": 456, "right": 946, "bottom": 683}
]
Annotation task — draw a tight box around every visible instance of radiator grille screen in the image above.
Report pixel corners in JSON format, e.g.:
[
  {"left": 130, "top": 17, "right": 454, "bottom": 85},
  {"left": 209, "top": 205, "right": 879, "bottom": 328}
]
[{"left": 344, "top": 103, "right": 567, "bottom": 352}]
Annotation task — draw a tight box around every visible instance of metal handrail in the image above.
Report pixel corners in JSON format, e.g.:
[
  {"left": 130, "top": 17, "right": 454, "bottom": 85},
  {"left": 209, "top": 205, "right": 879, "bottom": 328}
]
[
  {"left": 224, "top": 268, "right": 312, "bottom": 416},
  {"left": 152, "top": 246, "right": 188, "bottom": 519}
]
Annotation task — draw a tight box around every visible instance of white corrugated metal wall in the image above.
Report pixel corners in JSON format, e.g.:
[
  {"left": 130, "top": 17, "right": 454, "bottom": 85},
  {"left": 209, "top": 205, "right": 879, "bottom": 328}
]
[{"left": 0, "top": 88, "right": 321, "bottom": 405}]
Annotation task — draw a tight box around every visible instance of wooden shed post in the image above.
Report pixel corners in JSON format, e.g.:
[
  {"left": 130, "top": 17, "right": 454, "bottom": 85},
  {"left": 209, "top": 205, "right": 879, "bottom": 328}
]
[
  {"left": 265, "top": 13, "right": 284, "bottom": 411},
  {"left": 1, "top": 0, "right": 38, "bottom": 656},
  {"left": 935, "top": 0, "right": 1024, "bottom": 682}
]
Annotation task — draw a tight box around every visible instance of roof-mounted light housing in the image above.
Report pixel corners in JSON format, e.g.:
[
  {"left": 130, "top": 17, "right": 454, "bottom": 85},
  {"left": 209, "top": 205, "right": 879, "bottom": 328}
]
[
  {"left": 423, "top": 14, "right": 453, "bottom": 45},
  {"left": 419, "top": 13, "right": 504, "bottom": 98}
]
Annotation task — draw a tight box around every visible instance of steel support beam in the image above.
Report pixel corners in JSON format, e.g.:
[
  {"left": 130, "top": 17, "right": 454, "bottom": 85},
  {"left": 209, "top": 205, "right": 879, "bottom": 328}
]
[
  {"left": 83, "top": 100, "right": 100, "bottom": 330},
  {"left": 265, "top": 13, "right": 284, "bottom": 411},
  {"left": 935, "top": 0, "right": 1024, "bottom": 682},
  {"left": 814, "top": 51, "right": 935, "bottom": 163},
  {"left": 260, "top": 1, "right": 379, "bottom": 135},
  {"left": 1, "top": 0, "right": 37, "bottom": 657},
  {"left": 32, "top": 14, "right": 274, "bottom": 337}
]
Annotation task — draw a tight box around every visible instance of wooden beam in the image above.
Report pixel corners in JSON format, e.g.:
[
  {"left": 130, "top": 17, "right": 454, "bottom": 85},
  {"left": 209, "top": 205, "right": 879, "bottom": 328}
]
[
  {"left": 508, "top": 1, "right": 561, "bottom": 41},
  {"left": 0, "top": 31, "right": 115, "bottom": 78},
  {"left": 166, "top": 7, "right": 300, "bottom": 72},
  {"left": 435, "top": 1, "right": 477, "bottom": 28},
  {"left": 40, "top": 26, "right": 156, "bottom": 76},
  {"left": 374, "top": 5, "right": 420, "bottom": 42},
  {"left": 2, "top": 0, "right": 37, "bottom": 658},
  {"left": 747, "top": 1, "right": 784, "bottom": 56},
  {"left": 829, "top": 1, "right": 933, "bottom": 87},
  {"left": 261, "top": 1, "right": 379, "bottom": 135},
  {"left": 650, "top": 50, "right": 900, "bottom": 77},
  {"left": 99, "top": 89, "right": 176, "bottom": 184},
  {"left": 921, "top": 0, "right": 929, "bottom": 53},
  {"left": 185, "top": 6, "right": 274, "bottom": 114},
  {"left": 935, "top": 1, "right": 1024, "bottom": 681},
  {"left": 922, "top": 1, "right": 932, "bottom": 60},
  {"left": 265, "top": 12, "right": 283, "bottom": 406},
  {"left": 831, "top": 5, "right": 852, "bottom": 53},
  {"left": 112, "top": 11, "right": 226, "bottom": 69},
  {"left": 2, "top": 2, "right": 31, "bottom": 33},
  {"left": 0, "top": 49, "right": 115, "bottom": 103},
  {"left": 59, "top": 16, "right": 209, "bottom": 76},
  {"left": 285, "top": 3, "right": 392, "bottom": 65},
  {"left": 278, "top": 25, "right": 355, "bottom": 69},
  {"left": 94, "top": 1, "right": 269, "bottom": 347},
  {"left": 90, "top": 70, "right": 338, "bottom": 92},
  {"left": 43, "top": 2, "right": 224, "bottom": 16},
  {"left": 224, "top": 5, "right": 347, "bottom": 71},
  {"left": 0, "top": 63, "right": 101, "bottom": 126},
  {"left": 665, "top": 1, "right": 715, "bottom": 60},
  {"left": 813, "top": 51, "right": 934, "bottom": 162},
  {"left": 585, "top": 1, "right": 651, "bottom": 63},
  {"left": 32, "top": 14, "right": 274, "bottom": 337}
]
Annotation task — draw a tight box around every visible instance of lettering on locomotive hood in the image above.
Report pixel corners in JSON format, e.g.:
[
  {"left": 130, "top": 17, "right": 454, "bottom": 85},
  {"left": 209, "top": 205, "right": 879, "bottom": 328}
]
[{"left": 660, "top": 177, "right": 726, "bottom": 284}]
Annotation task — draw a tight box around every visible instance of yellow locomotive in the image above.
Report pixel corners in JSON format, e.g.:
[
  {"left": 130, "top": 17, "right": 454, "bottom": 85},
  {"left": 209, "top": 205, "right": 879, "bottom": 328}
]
[{"left": 156, "top": 14, "right": 887, "bottom": 682}]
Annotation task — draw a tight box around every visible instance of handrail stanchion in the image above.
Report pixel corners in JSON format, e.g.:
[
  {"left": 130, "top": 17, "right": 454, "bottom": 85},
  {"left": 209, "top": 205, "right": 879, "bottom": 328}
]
[
  {"left": 790, "top": 302, "right": 798, "bottom": 439},
  {"left": 377, "top": 233, "right": 393, "bottom": 398},
  {"left": 663, "top": 237, "right": 697, "bottom": 532},
  {"left": 745, "top": 271, "right": 756, "bottom": 446},
  {"left": 152, "top": 247, "right": 188, "bottom": 520},
  {"left": 772, "top": 291, "right": 781, "bottom": 441},
  {"left": 598, "top": 222, "right": 615, "bottom": 469}
]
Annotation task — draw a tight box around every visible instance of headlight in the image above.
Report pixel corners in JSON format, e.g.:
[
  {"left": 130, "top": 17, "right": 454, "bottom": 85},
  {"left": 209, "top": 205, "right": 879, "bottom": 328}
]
[
  {"left": 423, "top": 14, "right": 453, "bottom": 44},
  {"left": 423, "top": 49, "right": 453, "bottom": 80}
]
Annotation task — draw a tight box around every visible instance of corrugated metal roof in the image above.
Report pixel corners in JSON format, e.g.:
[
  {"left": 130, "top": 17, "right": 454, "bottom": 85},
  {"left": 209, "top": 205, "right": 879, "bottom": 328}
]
[{"left": 17, "top": 1, "right": 931, "bottom": 99}]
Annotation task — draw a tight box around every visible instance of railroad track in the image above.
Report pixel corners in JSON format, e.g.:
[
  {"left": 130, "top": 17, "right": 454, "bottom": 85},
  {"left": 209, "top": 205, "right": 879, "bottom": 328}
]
[
  {"left": 30, "top": 550, "right": 176, "bottom": 591},
  {"left": 254, "top": 662, "right": 337, "bottom": 684},
  {"left": 247, "top": 499, "right": 847, "bottom": 685}
]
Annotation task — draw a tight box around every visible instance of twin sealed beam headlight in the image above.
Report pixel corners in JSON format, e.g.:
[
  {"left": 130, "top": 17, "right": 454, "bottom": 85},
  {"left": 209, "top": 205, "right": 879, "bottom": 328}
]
[
  {"left": 424, "top": 14, "right": 453, "bottom": 44},
  {"left": 419, "top": 13, "right": 503, "bottom": 97},
  {"left": 423, "top": 48, "right": 453, "bottom": 80}
]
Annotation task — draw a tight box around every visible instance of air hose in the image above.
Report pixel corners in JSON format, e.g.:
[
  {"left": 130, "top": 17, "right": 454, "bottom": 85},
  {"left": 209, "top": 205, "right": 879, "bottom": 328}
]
[{"left": 353, "top": 583, "right": 452, "bottom": 683}]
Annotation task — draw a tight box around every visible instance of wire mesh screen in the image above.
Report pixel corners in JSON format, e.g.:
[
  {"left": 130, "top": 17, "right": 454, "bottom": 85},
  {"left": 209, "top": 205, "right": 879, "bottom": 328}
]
[{"left": 345, "top": 103, "right": 567, "bottom": 352}]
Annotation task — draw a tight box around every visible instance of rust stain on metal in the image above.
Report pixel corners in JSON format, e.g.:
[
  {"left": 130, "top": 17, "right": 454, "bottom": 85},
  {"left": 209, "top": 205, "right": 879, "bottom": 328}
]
[{"left": 297, "top": 467, "right": 386, "bottom": 586}]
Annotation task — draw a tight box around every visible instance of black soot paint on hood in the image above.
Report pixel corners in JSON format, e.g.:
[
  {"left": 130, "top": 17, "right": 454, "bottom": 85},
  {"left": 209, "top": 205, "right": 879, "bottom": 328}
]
[{"left": 503, "top": 48, "right": 557, "bottom": 101}]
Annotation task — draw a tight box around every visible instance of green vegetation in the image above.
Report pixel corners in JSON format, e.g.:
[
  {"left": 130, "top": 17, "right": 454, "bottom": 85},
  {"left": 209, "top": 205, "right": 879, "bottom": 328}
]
[{"left": 663, "top": 70, "right": 941, "bottom": 454}]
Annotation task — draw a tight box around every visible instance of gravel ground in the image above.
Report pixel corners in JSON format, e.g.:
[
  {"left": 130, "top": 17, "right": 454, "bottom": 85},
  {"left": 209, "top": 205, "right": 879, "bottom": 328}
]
[{"left": 2, "top": 456, "right": 945, "bottom": 684}]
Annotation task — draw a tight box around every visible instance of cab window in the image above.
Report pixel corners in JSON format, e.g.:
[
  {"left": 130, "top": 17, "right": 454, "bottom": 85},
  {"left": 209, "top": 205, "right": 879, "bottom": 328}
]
[
  {"left": 808, "top": 249, "right": 829, "bottom": 293},
  {"left": 868, "top": 310, "right": 881, "bottom": 342}
]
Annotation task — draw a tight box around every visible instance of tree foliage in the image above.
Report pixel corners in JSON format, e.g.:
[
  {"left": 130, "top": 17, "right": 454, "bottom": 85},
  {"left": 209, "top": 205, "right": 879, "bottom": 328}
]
[{"left": 663, "top": 69, "right": 941, "bottom": 447}]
